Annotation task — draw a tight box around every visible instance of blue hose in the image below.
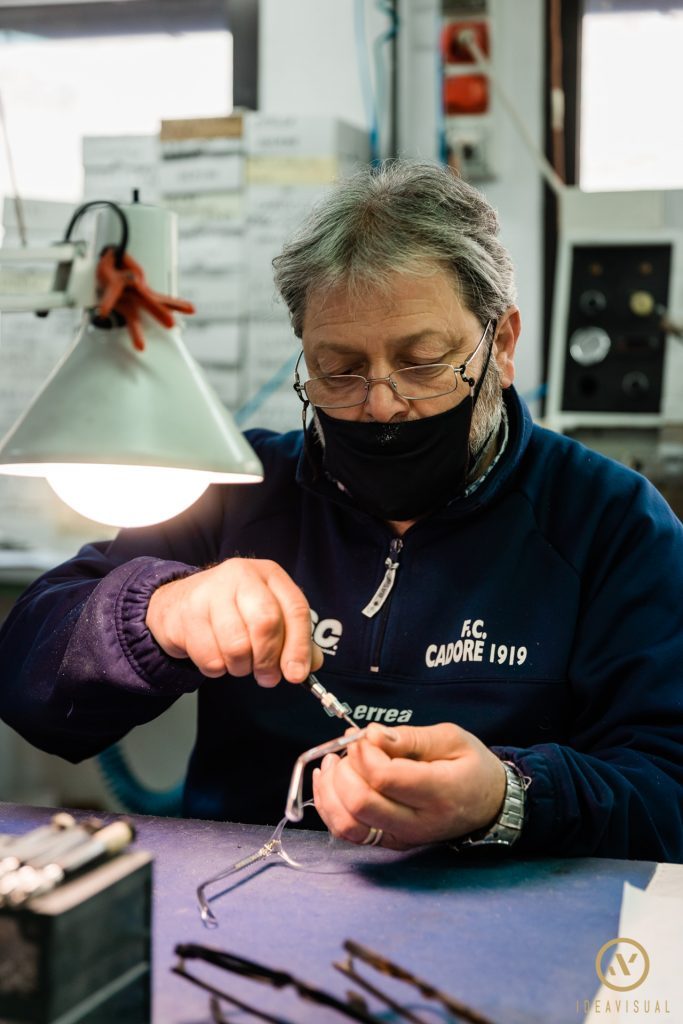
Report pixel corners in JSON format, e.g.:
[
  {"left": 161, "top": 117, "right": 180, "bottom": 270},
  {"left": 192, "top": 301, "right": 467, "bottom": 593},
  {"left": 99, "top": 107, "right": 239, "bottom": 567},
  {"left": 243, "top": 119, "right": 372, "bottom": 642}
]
[{"left": 96, "top": 743, "right": 184, "bottom": 817}]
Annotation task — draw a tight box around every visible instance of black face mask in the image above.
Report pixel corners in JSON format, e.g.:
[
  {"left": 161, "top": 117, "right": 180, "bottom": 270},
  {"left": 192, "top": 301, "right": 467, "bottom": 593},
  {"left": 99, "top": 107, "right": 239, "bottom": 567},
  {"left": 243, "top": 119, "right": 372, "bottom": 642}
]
[{"left": 313, "top": 398, "right": 476, "bottom": 520}]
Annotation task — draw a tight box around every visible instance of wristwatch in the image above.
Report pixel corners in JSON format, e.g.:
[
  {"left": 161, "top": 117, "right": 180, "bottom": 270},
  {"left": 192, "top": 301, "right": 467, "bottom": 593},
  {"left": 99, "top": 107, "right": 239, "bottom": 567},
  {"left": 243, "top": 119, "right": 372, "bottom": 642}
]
[{"left": 451, "top": 760, "right": 528, "bottom": 850}]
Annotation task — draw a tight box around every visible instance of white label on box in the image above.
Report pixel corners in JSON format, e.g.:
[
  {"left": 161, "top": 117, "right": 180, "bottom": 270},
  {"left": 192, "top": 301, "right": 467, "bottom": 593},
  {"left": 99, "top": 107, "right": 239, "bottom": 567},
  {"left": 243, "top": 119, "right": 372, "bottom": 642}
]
[
  {"left": 177, "top": 224, "right": 244, "bottom": 274},
  {"left": 247, "top": 227, "right": 290, "bottom": 269},
  {"left": 163, "top": 194, "right": 245, "bottom": 220},
  {"left": 83, "top": 166, "right": 160, "bottom": 205},
  {"left": 160, "top": 153, "right": 244, "bottom": 197},
  {"left": 83, "top": 135, "right": 159, "bottom": 168},
  {"left": 2, "top": 198, "right": 76, "bottom": 242},
  {"left": 179, "top": 270, "right": 244, "bottom": 318},
  {"left": 182, "top": 320, "right": 242, "bottom": 365},
  {"left": 246, "top": 185, "right": 327, "bottom": 230},
  {"left": 247, "top": 283, "right": 288, "bottom": 321},
  {"left": 203, "top": 365, "right": 243, "bottom": 408},
  {"left": 245, "top": 114, "right": 369, "bottom": 162},
  {"left": 161, "top": 137, "right": 243, "bottom": 159},
  {"left": 247, "top": 156, "right": 355, "bottom": 186}
]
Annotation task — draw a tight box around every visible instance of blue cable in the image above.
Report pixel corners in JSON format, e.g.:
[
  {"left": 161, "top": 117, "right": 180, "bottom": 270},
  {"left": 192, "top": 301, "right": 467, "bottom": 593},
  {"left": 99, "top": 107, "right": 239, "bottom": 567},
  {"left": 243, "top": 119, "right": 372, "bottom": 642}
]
[
  {"left": 97, "top": 744, "right": 184, "bottom": 817},
  {"left": 372, "top": 0, "right": 398, "bottom": 163},
  {"left": 355, "top": 0, "right": 380, "bottom": 162},
  {"left": 233, "top": 351, "right": 300, "bottom": 428},
  {"left": 436, "top": 13, "right": 448, "bottom": 165}
]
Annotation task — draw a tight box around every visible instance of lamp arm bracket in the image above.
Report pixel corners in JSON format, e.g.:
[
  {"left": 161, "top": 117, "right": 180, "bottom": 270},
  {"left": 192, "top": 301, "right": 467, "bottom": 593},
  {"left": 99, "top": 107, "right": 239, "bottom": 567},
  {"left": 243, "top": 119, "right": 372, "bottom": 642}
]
[{"left": 0, "top": 241, "right": 97, "bottom": 314}]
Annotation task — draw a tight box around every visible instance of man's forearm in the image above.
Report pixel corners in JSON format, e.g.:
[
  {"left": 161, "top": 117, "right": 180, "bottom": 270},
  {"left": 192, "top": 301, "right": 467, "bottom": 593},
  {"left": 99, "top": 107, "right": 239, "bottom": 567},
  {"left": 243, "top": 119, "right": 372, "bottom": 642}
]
[{"left": 492, "top": 741, "right": 683, "bottom": 862}]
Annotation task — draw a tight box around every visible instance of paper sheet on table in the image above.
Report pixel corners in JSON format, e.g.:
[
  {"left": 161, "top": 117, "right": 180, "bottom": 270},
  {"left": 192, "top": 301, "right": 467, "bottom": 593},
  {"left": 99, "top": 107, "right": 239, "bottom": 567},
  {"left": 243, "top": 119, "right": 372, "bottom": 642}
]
[{"left": 584, "top": 865, "right": 683, "bottom": 1022}]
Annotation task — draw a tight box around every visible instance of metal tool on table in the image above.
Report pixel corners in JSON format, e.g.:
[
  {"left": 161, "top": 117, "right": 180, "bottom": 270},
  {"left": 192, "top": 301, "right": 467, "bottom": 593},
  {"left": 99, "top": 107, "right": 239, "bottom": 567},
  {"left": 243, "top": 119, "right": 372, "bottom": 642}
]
[
  {"left": 4, "top": 820, "right": 136, "bottom": 907},
  {"left": 0, "top": 813, "right": 151, "bottom": 1024},
  {"left": 0, "top": 812, "right": 136, "bottom": 906},
  {"left": 0, "top": 812, "right": 80, "bottom": 882}
]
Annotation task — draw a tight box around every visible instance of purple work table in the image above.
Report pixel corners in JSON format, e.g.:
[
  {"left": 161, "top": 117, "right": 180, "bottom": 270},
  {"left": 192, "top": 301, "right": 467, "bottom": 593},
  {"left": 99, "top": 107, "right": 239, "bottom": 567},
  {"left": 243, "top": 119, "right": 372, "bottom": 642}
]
[{"left": 0, "top": 802, "right": 661, "bottom": 1024}]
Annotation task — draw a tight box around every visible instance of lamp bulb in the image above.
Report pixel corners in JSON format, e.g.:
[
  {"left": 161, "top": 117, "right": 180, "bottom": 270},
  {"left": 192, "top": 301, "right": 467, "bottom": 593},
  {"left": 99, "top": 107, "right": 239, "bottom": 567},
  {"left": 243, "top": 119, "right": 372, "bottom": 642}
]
[{"left": 46, "top": 465, "right": 216, "bottom": 528}]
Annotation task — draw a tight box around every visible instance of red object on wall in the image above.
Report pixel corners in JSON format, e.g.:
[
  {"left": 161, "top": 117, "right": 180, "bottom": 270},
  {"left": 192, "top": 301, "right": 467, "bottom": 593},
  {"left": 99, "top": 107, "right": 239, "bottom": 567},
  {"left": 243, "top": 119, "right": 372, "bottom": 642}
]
[
  {"left": 443, "top": 74, "right": 489, "bottom": 115},
  {"left": 441, "top": 20, "right": 489, "bottom": 65}
]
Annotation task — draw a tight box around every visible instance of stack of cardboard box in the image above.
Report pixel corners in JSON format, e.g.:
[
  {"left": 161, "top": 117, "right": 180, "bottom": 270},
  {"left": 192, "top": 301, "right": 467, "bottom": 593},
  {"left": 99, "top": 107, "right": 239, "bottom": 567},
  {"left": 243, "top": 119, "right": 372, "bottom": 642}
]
[
  {"left": 241, "top": 114, "right": 369, "bottom": 433},
  {"left": 82, "top": 135, "right": 159, "bottom": 206},
  {"left": 159, "top": 116, "right": 246, "bottom": 411}
]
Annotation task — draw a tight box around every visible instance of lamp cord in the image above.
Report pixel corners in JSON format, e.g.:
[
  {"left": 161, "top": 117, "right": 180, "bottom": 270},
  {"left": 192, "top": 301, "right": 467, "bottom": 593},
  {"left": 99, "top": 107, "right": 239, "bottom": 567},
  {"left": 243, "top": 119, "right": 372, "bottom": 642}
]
[{"left": 62, "top": 199, "right": 129, "bottom": 267}]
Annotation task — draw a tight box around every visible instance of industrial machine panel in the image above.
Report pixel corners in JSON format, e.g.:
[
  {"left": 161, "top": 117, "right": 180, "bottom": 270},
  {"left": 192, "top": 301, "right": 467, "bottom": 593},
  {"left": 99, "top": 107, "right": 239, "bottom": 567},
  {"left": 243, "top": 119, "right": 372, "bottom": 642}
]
[{"left": 561, "top": 243, "right": 671, "bottom": 414}]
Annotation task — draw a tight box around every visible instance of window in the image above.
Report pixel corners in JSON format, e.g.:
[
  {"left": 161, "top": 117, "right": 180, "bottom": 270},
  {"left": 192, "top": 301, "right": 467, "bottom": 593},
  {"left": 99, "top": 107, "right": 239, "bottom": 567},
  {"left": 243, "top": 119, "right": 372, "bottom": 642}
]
[
  {"left": 580, "top": 1, "right": 683, "bottom": 191},
  {"left": 0, "top": 1, "right": 232, "bottom": 206}
]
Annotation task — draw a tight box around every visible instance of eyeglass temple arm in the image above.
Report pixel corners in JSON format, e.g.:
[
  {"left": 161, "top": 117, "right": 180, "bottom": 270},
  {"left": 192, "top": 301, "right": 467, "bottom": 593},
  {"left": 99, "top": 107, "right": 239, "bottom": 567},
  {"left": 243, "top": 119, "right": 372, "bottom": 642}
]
[
  {"left": 333, "top": 958, "right": 427, "bottom": 1024},
  {"left": 343, "top": 941, "right": 500, "bottom": 1024},
  {"left": 176, "top": 944, "right": 382, "bottom": 1024},
  {"left": 172, "top": 963, "right": 292, "bottom": 1024},
  {"left": 285, "top": 728, "right": 368, "bottom": 823},
  {"left": 196, "top": 840, "right": 280, "bottom": 927},
  {"left": 459, "top": 319, "right": 495, "bottom": 385}
]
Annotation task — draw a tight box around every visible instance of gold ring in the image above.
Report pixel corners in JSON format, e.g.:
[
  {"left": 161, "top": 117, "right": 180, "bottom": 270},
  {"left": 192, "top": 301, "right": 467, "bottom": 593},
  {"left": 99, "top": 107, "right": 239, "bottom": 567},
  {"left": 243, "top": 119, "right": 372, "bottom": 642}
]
[{"left": 361, "top": 826, "right": 383, "bottom": 846}]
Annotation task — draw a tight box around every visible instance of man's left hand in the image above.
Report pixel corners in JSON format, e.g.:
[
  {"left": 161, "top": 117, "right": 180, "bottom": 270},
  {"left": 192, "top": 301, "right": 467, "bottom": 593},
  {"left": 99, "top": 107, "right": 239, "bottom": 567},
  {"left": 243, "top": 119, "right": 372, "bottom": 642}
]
[{"left": 312, "top": 722, "right": 507, "bottom": 850}]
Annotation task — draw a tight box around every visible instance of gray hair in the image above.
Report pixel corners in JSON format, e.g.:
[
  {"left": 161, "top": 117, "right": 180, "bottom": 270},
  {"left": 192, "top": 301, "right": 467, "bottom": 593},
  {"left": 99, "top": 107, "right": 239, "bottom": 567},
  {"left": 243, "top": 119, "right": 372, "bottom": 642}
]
[{"left": 272, "top": 160, "right": 517, "bottom": 338}]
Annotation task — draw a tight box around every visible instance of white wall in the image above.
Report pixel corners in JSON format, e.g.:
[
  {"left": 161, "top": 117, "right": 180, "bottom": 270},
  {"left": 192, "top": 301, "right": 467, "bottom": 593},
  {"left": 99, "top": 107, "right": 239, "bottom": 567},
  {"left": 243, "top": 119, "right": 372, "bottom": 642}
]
[
  {"left": 483, "top": 0, "right": 544, "bottom": 404},
  {"left": 259, "top": 0, "right": 389, "bottom": 132},
  {"left": 259, "top": 0, "right": 545, "bottom": 406}
]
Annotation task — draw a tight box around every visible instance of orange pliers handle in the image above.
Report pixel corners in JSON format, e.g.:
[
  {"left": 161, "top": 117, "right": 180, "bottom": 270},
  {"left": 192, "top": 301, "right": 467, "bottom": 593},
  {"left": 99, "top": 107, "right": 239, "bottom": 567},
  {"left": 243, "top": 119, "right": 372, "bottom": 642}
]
[{"left": 96, "top": 246, "right": 195, "bottom": 351}]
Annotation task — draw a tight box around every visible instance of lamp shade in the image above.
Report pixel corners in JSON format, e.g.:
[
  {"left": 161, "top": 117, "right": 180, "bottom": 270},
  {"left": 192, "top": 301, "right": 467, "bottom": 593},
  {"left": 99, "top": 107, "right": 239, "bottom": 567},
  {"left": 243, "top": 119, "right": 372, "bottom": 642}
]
[
  {"left": 0, "top": 201, "right": 264, "bottom": 527},
  {"left": 0, "top": 317, "right": 264, "bottom": 526}
]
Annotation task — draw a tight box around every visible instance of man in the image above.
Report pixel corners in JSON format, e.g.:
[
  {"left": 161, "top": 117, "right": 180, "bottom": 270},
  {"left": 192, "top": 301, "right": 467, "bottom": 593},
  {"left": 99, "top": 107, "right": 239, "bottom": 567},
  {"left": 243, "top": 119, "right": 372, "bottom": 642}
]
[{"left": 1, "top": 161, "right": 682, "bottom": 860}]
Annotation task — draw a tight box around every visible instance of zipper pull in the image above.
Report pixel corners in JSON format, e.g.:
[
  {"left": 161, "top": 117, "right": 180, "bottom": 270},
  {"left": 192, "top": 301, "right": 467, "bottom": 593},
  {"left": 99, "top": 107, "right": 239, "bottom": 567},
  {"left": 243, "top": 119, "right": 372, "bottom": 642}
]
[{"left": 362, "top": 539, "right": 403, "bottom": 618}]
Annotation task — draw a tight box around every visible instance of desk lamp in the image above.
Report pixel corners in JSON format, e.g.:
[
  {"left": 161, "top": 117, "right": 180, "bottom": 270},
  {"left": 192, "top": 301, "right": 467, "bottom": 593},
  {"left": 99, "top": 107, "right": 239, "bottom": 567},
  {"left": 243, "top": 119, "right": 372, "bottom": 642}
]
[{"left": 0, "top": 198, "right": 263, "bottom": 527}]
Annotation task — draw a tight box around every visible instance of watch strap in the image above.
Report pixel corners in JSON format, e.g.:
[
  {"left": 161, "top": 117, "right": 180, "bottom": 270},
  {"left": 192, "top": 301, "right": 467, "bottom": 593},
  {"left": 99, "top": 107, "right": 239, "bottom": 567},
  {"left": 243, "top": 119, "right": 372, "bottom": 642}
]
[{"left": 451, "top": 760, "right": 528, "bottom": 850}]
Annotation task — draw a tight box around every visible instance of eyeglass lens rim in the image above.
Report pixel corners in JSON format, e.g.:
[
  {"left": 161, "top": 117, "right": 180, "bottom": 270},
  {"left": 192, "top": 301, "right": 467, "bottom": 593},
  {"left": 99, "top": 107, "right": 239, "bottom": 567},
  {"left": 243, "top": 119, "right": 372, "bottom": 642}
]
[{"left": 293, "top": 320, "right": 493, "bottom": 409}]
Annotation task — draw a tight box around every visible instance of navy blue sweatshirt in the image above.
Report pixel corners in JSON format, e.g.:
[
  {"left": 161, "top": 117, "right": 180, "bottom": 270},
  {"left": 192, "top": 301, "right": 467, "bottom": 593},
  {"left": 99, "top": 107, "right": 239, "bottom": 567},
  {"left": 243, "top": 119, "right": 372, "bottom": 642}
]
[{"left": 1, "top": 388, "right": 682, "bottom": 860}]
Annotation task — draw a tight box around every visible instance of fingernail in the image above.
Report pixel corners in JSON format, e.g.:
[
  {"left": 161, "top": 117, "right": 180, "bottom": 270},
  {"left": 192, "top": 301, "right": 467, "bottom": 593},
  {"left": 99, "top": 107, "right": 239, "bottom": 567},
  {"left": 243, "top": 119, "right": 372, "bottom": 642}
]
[
  {"left": 321, "top": 754, "right": 334, "bottom": 772},
  {"left": 286, "top": 660, "right": 307, "bottom": 681},
  {"left": 256, "top": 671, "right": 280, "bottom": 688},
  {"left": 312, "top": 767, "right": 321, "bottom": 782},
  {"left": 368, "top": 723, "right": 398, "bottom": 741}
]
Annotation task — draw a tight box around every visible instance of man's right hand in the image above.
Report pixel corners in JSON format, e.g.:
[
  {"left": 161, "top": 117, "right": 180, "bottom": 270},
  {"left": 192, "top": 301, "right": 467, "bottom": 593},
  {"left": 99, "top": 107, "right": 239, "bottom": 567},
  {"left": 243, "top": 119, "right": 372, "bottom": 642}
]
[{"left": 145, "top": 558, "right": 322, "bottom": 686}]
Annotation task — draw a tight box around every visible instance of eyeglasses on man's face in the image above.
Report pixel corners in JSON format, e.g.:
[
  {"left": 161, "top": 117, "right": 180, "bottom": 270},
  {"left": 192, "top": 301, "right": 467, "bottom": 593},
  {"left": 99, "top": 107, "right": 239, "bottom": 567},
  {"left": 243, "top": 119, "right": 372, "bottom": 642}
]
[{"left": 293, "top": 320, "right": 494, "bottom": 410}]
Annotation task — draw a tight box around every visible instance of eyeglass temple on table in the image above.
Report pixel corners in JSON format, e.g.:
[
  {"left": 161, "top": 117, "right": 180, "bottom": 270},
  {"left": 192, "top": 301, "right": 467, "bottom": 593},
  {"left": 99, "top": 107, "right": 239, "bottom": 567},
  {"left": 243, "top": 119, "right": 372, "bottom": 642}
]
[
  {"left": 173, "top": 940, "right": 501, "bottom": 1024},
  {"left": 174, "top": 943, "right": 381, "bottom": 1024}
]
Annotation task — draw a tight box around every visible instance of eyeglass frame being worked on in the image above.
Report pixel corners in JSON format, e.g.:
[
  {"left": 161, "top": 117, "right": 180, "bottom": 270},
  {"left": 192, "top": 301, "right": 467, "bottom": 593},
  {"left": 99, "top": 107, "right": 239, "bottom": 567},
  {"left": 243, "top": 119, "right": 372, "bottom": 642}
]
[
  {"left": 172, "top": 938, "right": 501, "bottom": 1024},
  {"left": 196, "top": 727, "right": 370, "bottom": 929},
  {"left": 293, "top": 319, "right": 494, "bottom": 409}
]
